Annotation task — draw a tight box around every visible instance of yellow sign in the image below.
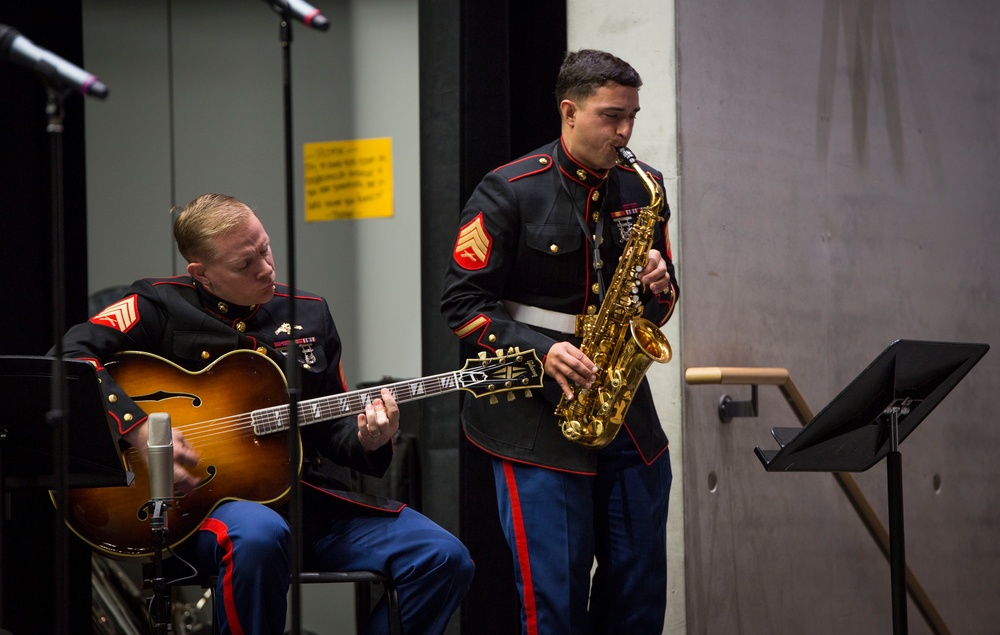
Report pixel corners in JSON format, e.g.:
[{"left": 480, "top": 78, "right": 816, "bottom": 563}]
[{"left": 303, "top": 137, "right": 393, "bottom": 221}]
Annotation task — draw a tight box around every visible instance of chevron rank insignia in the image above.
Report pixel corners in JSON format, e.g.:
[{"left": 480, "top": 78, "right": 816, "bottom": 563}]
[
  {"left": 453, "top": 212, "right": 492, "bottom": 270},
  {"left": 90, "top": 295, "right": 139, "bottom": 333}
]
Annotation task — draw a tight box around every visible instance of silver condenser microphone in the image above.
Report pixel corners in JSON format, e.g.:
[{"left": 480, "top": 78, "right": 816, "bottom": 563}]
[{"left": 147, "top": 412, "right": 174, "bottom": 504}]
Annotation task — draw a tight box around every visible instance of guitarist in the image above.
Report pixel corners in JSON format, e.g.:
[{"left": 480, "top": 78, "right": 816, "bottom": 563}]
[{"left": 54, "top": 193, "right": 473, "bottom": 634}]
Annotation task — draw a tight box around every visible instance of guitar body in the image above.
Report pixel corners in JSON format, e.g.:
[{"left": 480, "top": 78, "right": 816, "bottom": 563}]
[
  {"left": 58, "top": 345, "right": 544, "bottom": 559},
  {"left": 63, "top": 350, "right": 297, "bottom": 559}
]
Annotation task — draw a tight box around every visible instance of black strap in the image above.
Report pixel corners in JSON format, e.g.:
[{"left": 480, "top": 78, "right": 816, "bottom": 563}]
[{"left": 556, "top": 149, "right": 608, "bottom": 302}]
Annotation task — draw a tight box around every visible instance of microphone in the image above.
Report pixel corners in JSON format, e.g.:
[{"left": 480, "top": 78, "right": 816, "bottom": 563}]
[
  {"left": 0, "top": 24, "right": 108, "bottom": 98},
  {"left": 147, "top": 412, "right": 174, "bottom": 505},
  {"left": 260, "top": 0, "right": 331, "bottom": 31}
]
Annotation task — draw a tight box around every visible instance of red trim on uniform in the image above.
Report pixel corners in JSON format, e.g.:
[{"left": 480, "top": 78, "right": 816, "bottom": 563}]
[
  {"left": 463, "top": 432, "right": 597, "bottom": 476},
  {"left": 150, "top": 276, "right": 195, "bottom": 288},
  {"left": 336, "top": 361, "right": 348, "bottom": 393},
  {"left": 495, "top": 154, "right": 553, "bottom": 182},
  {"left": 502, "top": 461, "right": 539, "bottom": 635},
  {"left": 118, "top": 413, "right": 147, "bottom": 437},
  {"left": 272, "top": 290, "right": 324, "bottom": 302},
  {"left": 453, "top": 314, "right": 499, "bottom": 352},
  {"left": 620, "top": 422, "right": 670, "bottom": 466},
  {"left": 199, "top": 517, "right": 244, "bottom": 635},
  {"left": 302, "top": 481, "right": 407, "bottom": 513},
  {"left": 74, "top": 357, "right": 105, "bottom": 372}
]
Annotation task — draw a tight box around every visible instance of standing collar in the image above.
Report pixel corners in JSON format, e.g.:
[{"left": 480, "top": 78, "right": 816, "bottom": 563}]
[
  {"left": 194, "top": 280, "right": 261, "bottom": 320},
  {"left": 557, "top": 137, "right": 610, "bottom": 189}
]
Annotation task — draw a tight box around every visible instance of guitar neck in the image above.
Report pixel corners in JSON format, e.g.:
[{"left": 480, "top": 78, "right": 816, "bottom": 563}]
[{"left": 250, "top": 369, "right": 464, "bottom": 435}]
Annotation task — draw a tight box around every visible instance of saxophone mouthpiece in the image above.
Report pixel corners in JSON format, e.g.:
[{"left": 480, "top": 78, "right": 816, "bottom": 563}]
[{"left": 615, "top": 146, "right": 637, "bottom": 166}]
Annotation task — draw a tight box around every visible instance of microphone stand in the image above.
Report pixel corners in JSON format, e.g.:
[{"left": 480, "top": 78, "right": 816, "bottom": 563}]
[
  {"left": 273, "top": 9, "right": 303, "bottom": 635},
  {"left": 44, "top": 82, "right": 72, "bottom": 635},
  {"left": 148, "top": 500, "right": 172, "bottom": 634}
]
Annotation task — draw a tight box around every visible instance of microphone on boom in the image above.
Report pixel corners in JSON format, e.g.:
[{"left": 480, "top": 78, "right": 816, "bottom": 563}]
[
  {"left": 0, "top": 24, "right": 109, "bottom": 98},
  {"left": 260, "top": 0, "right": 330, "bottom": 31}
]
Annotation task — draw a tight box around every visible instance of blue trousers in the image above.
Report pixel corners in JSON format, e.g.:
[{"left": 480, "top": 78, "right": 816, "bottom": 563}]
[
  {"left": 183, "top": 490, "right": 473, "bottom": 635},
  {"left": 492, "top": 435, "right": 672, "bottom": 635}
]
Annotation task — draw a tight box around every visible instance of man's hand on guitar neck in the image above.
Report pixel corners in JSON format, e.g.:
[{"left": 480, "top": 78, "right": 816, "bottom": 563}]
[
  {"left": 123, "top": 422, "right": 202, "bottom": 495},
  {"left": 356, "top": 388, "right": 400, "bottom": 452}
]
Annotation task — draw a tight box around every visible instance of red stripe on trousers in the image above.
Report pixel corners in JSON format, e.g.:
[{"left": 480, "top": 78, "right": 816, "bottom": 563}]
[
  {"left": 502, "top": 461, "right": 539, "bottom": 635},
  {"left": 200, "top": 517, "right": 244, "bottom": 635}
]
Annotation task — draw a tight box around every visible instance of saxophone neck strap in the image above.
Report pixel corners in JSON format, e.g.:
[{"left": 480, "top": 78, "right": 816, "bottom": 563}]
[{"left": 555, "top": 145, "right": 608, "bottom": 302}]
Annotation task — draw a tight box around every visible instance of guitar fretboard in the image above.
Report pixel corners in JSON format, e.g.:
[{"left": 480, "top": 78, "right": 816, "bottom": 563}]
[{"left": 250, "top": 370, "right": 463, "bottom": 435}]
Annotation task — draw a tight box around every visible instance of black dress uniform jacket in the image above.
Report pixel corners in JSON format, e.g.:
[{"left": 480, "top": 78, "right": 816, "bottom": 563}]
[
  {"left": 57, "top": 276, "right": 402, "bottom": 512},
  {"left": 441, "top": 138, "right": 679, "bottom": 473}
]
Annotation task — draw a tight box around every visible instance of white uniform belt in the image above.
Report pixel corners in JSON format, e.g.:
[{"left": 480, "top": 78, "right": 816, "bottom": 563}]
[{"left": 503, "top": 300, "right": 578, "bottom": 334}]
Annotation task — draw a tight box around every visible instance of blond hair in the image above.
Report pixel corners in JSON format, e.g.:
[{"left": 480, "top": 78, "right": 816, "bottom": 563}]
[{"left": 173, "top": 193, "right": 255, "bottom": 263}]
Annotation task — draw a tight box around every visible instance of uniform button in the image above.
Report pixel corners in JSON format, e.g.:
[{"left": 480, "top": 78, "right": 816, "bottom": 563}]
[
  {"left": 108, "top": 394, "right": 118, "bottom": 404},
  {"left": 592, "top": 283, "right": 600, "bottom": 294},
  {"left": 488, "top": 334, "right": 497, "bottom": 343},
  {"left": 587, "top": 305, "right": 598, "bottom": 315},
  {"left": 201, "top": 351, "right": 211, "bottom": 359},
  {"left": 236, "top": 321, "right": 247, "bottom": 333},
  {"left": 576, "top": 169, "right": 587, "bottom": 180},
  {"left": 124, "top": 413, "right": 133, "bottom": 422},
  {"left": 539, "top": 157, "right": 549, "bottom": 165},
  {"left": 256, "top": 346, "right": 268, "bottom": 354},
  {"left": 218, "top": 302, "right": 229, "bottom": 314},
  {"left": 591, "top": 191, "right": 600, "bottom": 202},
  {"left": 550, "top": 244, "right": 559, "bottom": 254}
]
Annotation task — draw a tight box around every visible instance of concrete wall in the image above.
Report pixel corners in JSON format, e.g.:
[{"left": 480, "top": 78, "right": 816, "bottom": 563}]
[{"left": 676, "top": 1, "right": 999, "bottom": 634}]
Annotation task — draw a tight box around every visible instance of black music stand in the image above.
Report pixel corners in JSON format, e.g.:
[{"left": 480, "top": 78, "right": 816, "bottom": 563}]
[
  {"left": 754, "top": 339, "right": 989, "bottom": 634},
  {"left": 0, "top": 355, "right": 131, "bottom": 625}
]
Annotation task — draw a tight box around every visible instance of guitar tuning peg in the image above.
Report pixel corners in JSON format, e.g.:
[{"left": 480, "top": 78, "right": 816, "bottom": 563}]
[
  {"left": 489, "top": 395, "right": 499, "bottom": 405},
  {"left": 524, "top": 389, "right": 533, "bottom": 398},
  {"left": 478, "top": 352, "right": 488, "bottom": 360},
  {"left": 507, "top": 392, "right": 516, "bottom": 402}
]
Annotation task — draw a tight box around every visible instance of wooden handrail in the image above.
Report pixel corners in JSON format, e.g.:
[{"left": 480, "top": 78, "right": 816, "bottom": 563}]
[{"left": 685, "top": 366, "right": 951, "bottom": 635}]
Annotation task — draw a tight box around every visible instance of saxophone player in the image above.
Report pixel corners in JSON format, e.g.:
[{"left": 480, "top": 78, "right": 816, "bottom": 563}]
[{"left": 441, "top": 49, "right": 678, "bottom": 634}]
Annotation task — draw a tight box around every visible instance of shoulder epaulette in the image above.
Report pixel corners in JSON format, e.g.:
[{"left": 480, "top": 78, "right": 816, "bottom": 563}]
[
  {"left": 493, "top": 153, "right": 554, "bottom": 183},
  {"left": 272, "top": 283, "right": 324, "bottom": 302},
  {"left": 147, "top": 275, "right": 195, "bottom": 288}
]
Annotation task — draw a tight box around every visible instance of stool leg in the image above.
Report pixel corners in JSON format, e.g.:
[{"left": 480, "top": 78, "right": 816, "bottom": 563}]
[{"left": 354, "top": 580, "right": 372, "bottom": 633}]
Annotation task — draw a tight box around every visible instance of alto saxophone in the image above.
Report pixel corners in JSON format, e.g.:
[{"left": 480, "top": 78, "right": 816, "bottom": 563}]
[{"left": 555, "top": 146, "right": 673, "bottom": 448}]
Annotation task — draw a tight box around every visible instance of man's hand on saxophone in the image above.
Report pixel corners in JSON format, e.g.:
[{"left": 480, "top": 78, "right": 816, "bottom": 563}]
[
  {"left": 640, "top": 249, "right": 672, "bottom": 295},
  {"left": 544, "top": 342, "right": 598, "bottom": 400}
]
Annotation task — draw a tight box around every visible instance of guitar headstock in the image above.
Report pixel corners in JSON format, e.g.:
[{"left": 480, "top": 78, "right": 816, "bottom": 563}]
[{"left": 459, "top": 347, "right": 543, "bottom": 402}]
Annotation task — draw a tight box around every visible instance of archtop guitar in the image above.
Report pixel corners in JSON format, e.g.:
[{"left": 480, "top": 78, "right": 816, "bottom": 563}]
[{"left": 57, "top": 347, "right": 542, "bottom": 558}]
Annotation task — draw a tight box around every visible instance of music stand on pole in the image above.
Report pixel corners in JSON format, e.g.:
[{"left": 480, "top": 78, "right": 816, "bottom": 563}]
[
  {"left": 0, "top": 355, "right": 131, "bottom": 627},
  {"left": 754, "top": 340, "right": 989, "bottom": 635}
]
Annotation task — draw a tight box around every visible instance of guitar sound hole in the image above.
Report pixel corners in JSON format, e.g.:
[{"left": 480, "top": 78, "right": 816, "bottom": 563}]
[{"left": 196, "top": 465, "right": 217, "bottom": 490}]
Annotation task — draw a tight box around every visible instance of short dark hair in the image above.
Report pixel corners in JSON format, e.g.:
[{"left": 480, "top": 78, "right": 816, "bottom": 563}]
[{"left": 554, "top": 49, "right": 642, "bottom": 105}]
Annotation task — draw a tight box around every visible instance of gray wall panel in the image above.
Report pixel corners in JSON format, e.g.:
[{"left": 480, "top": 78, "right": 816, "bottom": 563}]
[{"left": 678, "top": 1, "right": 999, "bottom": 633}]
